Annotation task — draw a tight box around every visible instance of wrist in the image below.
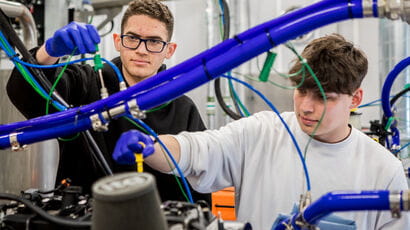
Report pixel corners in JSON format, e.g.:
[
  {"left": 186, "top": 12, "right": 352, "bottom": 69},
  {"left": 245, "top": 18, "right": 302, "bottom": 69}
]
[{"left": 37, "top": 44, "right": 59, "bottom": 64}]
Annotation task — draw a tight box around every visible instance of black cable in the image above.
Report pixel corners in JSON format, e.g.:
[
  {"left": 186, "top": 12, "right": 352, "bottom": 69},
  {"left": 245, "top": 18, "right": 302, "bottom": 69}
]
[
  {"left": 0, "top": 193, "right": 91, "bottom": 228},
  {"left": 214, "top": 0, "right": 243, "bottom": 120},
  {"left": 0, "top": 8, "right": 68, "bottom": 108},
  {"left": 229, "top": 81, "right": 245, "bottom": 116},
  {"left": 99, "top": 20, "right": 114, "bottom": 37},
  {"left": 0, "top": 8, "right": 113, "bottom": 178},
  {"left": 381, "top": 87, "right": 410, "bottom": 128},
  {"left": 82, "top": 131, "right": 113, "bottom": 176},
  {"left": 390, "top": 87, "right": 410, "bottom": 107},
  {"left": 215, "top": 79, "right": 242, "bottom": 120}
]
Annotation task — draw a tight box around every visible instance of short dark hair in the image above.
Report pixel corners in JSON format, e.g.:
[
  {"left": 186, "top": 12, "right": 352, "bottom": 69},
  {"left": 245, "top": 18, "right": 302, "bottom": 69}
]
[
  {"left": 289, "top": 34, "right": 368, "bottom": 95},
  {"left": 121, "top": 0, "right": 174, "bottom": 41}
]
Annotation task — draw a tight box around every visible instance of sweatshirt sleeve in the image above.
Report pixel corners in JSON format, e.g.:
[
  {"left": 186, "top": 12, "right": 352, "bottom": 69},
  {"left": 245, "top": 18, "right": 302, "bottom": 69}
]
[
  {"left": 377, "top": 164, "right": 410, "bottom": 229},
  {"left": 171, "top": 113, "right": 271, "bottom": 193}
]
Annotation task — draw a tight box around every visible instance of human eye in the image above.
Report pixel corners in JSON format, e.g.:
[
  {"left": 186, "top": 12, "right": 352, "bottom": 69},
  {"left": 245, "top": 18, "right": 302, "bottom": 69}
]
[
  {"left": 126, "top": 35, "right": 139, "bottom": 42},
  {"left": 324, "top": 93, "right": 339, "bottom": 101},
  {"left": 147, "top": 39, "right": 164, "bottom": 46}
]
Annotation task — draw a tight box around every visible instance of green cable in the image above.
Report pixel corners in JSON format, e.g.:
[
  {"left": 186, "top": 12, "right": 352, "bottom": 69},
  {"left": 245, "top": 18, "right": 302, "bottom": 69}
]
[
  {"left": 58, "top": 133, "right": 81, "bottom": 142},
  {"left": 0, "top": 37, "right": 47, "bottom": 99},
  {"left": 385, "top": 117, "right": 396, "bottom": 131},
  {"left": 146, "top": 101, "right": 172, "bottom": 113},
  {"left": 238, "top": 70, "right": 306, "bottom": 90},
  {"left": 123, "top": 116, "right": 190, "bottom": 202},
  {"left": 46, "top": 48, "right": 77, "bottom": 114},
  {"left": 274, "top": 63, "right": 306, "bottom": 79},
  {"left": 228, "top": 77, "right": 250, "bottom": 116},
  {"left": 0, "top": 36, "right": 65, "bottom": 111},
  {"left": 285, "top": 42, "right": 327, "bottom": 159}
]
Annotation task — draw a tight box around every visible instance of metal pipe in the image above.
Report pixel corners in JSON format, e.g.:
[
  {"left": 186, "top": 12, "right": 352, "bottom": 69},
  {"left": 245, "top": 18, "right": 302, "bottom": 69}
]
[{"left": 0, "top": 0, "right": 37, "bottom": 49}]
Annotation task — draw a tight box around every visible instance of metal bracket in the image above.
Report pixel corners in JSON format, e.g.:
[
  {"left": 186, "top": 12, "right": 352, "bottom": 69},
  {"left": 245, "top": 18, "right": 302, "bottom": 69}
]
[
  {"left": 389, "top": 191, "right": 402, "bottom": 218},
  {"left": 403, "top": 190, "right": 410, "bottom": 211},
  {"left": 90, "top": 114, "right": 109, "bottom": 132},
  {"left": 362, "top": 0, "right": 374, "bottom": 17},
  {"left": 9, "top": 132, "right": 27, "bottom": 151},
  {"left": 128, "top": 100, "right": 146, "bottom": 119}
]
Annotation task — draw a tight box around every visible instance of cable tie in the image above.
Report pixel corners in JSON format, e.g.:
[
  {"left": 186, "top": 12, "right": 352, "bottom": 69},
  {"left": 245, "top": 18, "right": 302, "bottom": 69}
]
[
  {"left": 74, "top": 107, "right": 82, "bottom": 126},
  {"left": 201, "top": 59, "right": 213, "bottom": 80},
  {"left": 233, "top": 35, "right": 243, "bottom": 44},
  {"left": 9, "top": 53, "right": 20, "bottom": 61},
  {"left": 265, "top": 30, "right": 275, "bottom": 46}
]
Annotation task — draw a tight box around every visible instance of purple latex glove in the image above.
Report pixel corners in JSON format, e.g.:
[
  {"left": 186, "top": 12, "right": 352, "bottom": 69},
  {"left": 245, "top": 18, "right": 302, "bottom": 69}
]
[
  {"left": 45, "top": 21, "right": 100, "bottom": 57},
  {"left": 113, "top": 130, "right": 155, "bottom": 165}
]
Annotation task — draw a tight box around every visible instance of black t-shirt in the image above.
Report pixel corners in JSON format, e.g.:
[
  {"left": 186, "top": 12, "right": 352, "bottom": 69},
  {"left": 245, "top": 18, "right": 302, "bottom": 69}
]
[{"left": 7, "top": 53, "right": 211, "bottom": 204}]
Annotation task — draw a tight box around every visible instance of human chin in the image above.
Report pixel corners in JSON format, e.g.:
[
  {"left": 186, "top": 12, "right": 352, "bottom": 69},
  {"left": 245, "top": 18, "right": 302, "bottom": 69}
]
[{"left": 131, "top": 66, "right": 157, "bottom": 78}]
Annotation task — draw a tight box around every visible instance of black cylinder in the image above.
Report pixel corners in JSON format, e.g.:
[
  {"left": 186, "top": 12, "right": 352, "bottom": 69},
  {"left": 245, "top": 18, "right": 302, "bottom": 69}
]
[{"left": 91, "top": 172, "right": 167, "bottom": 230}]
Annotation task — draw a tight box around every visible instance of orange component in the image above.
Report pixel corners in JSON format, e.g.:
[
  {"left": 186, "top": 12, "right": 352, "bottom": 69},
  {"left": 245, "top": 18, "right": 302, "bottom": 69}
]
[{"left": 212, "top": 187, "right": 236, "bottom": 221}]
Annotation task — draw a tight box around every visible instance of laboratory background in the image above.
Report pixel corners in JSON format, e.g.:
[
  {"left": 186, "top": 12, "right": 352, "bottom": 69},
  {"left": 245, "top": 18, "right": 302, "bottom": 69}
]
[{"left": 0, "top": 0, "right": 410, "bottom": 229}]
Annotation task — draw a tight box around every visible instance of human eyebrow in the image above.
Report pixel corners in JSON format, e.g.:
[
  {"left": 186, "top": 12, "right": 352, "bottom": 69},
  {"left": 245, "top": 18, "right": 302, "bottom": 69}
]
[
  {"left": 124, "top": 32, "right": 165, "bottom": 41},
  {"left": 323, "top": 93, "right": 339, "bottom": 100}
]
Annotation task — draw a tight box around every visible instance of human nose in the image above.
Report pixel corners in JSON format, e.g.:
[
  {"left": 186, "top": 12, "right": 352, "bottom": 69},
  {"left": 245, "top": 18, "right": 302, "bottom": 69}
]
[
  {"left": 134, "top": 40, "right": 149, "bottom": 53},
  {"left": 299, "top": 95, "right": 315, "bottom": 113}
]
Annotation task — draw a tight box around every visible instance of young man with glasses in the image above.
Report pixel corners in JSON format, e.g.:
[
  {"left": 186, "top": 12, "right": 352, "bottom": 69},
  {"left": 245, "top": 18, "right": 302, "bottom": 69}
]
[{"left": 7, "top": 0, "right": 211, "bottom": 205}]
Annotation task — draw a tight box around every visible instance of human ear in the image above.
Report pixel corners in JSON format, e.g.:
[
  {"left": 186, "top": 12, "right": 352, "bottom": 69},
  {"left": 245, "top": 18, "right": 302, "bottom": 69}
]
[
  {"left": 350, "top": 88, "right": 363, "bottom": 109},
  {"left": 112, "top": 33, "right": 121, "bottom": 52},
  {"left": 165, "top": 42, "right": 177, "bottom": 59}
]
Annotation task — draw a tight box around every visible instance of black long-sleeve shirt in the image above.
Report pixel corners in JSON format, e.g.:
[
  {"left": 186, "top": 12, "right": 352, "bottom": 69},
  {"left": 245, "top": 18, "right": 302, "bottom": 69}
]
[{"left": 7, "top": 52, "right": 211, "bottom": 204}]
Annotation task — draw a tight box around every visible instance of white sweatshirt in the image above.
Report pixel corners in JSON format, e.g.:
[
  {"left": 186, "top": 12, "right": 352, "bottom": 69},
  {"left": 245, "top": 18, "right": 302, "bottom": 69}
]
[{"left": 174, "top": 111, "right": 410, "bottom": 230}]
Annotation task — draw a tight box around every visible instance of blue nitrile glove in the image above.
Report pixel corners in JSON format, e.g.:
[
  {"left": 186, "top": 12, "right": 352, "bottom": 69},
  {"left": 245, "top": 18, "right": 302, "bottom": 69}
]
[
  {"left": 45, "top": 21, "right": 100, "bottom": 57},
  {"left": 113, "top": 130, "right": 155, "bottom": 165}
]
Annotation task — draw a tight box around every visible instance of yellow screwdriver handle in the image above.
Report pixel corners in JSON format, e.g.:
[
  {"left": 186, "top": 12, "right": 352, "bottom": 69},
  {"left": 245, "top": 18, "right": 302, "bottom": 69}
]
[{"left": 135, "top": 142, "right": 146, "bottom": 173}]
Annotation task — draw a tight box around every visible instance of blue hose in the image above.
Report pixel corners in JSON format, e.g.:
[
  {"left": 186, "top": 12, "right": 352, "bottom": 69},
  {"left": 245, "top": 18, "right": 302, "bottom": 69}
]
[
  {"left": 273, "top": 190, "right": 397, "bottom": 230},
  {"left": 380, "top": 57, "right": 410, "bottom": 149},
  {"left": 0, "top": 0, "right": 368, "bottom": 147}
]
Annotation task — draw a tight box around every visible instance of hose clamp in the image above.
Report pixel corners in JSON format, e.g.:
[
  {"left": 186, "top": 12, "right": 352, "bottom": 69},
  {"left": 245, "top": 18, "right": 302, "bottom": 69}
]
[
  {"left": 403, "top": 190, "right": 410, "bottom": 211},
  {"left": 90, "top": 114, "right": 109, "bottom": 132},
  {"left": 389, "top": 190, "right": 402, "bottom": 218},
  {"left": 128, "top": 100, "right": 146, "bottom": 119},
  {"left": 379, "top": 0, "right": 410, "bottom": 24},
  {"left": 362, "top": 0, "right": 374, "bottom": 17},
  {"left": 9, "top": 132, "right": 27, "bottom": 151}
]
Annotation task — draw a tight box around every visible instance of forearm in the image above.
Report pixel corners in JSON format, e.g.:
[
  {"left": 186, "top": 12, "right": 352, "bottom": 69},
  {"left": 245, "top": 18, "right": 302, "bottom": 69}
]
[
  {"left": 36, "top": 44, "right": 59, "bottom": 65},
  {"left": 145, "top": 135, "right": 181, "bottom": 173}
]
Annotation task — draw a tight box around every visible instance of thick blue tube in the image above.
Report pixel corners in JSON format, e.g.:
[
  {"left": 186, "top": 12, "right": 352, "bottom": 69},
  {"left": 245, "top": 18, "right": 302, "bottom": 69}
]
[
  {"left": 273, "top": 191, "right": 393, "bottom": 230},
  {"left": 303, "top": 191, "right": 391, "bottom": 224},
  {"left": 125, "top": 1, "right": 363, "bottom": 110},
  {"left": 0, "top": 119, "right": 91, "bottom": 148},
  {"left": 381, "top": 57, "right": 410, "bottom": 118},
  {"left": 0, "top": 0, "right": 367, "bottom": 147}
]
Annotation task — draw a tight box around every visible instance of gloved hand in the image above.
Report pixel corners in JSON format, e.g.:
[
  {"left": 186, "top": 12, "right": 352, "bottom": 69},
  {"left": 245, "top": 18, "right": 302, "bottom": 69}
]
[
  {"left": 113, "top": 130, "right": 155, "bottom": 165},
  {"left": 45, "top": 21, "right": 100, "bottom": 57}
]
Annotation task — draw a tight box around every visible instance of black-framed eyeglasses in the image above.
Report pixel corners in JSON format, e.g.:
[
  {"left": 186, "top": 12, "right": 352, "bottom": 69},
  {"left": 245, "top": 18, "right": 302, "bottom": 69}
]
[{"left": 120, "top": 34, "right": 168, "bottom": 53}]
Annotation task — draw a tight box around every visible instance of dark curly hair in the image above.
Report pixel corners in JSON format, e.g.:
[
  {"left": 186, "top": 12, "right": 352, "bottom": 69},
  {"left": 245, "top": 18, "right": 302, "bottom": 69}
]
[
  {"left": 121, "top": 0, "right": 174, "bottom": 41},
  {"left": 289, "top": 33, "right": 368, "bottom": 96}
]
